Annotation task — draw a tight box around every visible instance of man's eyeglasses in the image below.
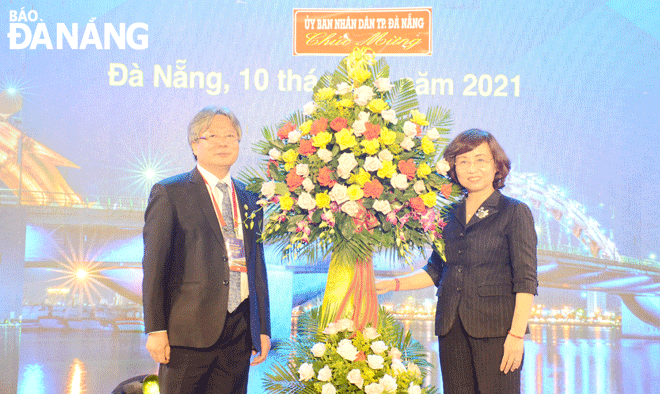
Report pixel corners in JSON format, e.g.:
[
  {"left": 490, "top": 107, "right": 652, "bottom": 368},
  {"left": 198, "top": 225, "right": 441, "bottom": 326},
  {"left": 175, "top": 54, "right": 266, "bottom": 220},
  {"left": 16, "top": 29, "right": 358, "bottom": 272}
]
[
  {"left": 455, "top": 158, "right": 493, "bottom": 170},
  {"left": 197, "top": 134, "right": 239, "bottom": 144}
]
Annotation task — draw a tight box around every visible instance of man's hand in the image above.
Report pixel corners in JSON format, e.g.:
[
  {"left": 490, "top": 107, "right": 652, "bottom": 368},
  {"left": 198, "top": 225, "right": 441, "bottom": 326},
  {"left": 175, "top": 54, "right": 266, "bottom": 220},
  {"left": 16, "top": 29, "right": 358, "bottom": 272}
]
[
  {"left": 250, "top": 334, "right": 271, "bottom": 366},
  {"left": 146, "top": 331, "right": 170, "bottom": 364}
]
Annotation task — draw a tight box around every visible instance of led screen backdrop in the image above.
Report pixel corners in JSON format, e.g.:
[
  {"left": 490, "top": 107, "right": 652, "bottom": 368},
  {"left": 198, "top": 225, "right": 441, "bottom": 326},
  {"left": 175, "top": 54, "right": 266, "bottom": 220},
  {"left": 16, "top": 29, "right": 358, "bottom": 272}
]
[{"left": 1, "top": 0, "right": 659, "bottom": 393}]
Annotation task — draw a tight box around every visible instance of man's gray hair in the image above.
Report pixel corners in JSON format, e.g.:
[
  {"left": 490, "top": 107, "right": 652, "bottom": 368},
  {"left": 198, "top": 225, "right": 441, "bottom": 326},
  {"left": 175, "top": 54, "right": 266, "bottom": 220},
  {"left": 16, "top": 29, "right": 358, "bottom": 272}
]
[{"left": 187, "top": 106, "right": 242, "bottom": 146}]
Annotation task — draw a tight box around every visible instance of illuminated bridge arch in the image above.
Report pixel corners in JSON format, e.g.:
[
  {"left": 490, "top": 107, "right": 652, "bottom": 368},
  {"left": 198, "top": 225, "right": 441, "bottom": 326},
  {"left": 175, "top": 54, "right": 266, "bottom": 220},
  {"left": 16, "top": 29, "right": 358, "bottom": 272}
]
[{"left": 505, "top": 172, "right": 620, "bottom": 261}]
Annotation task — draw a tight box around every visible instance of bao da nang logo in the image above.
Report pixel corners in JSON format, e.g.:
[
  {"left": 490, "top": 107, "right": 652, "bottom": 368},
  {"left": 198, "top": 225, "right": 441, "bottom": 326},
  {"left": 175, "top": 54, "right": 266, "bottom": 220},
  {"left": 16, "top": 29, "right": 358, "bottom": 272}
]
[{"left": 7, "top": 7, "right": 148, "bottom": 50}]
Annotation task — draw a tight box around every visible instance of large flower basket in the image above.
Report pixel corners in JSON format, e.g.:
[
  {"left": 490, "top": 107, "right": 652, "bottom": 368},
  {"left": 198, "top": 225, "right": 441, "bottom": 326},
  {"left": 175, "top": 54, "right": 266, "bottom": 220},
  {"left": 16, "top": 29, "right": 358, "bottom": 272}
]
[{"left": 243, "top": 47, "right": 462, "bottom": 393}]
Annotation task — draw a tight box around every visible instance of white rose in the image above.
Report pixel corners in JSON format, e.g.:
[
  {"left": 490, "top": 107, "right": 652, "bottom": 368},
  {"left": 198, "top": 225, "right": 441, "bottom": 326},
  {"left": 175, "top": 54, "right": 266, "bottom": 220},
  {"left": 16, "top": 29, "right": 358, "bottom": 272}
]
[
  {"left": 408, "top": 383, "right": 422, "bottom": 394},
  {"left": 363, "top": 327, "right": 380, "bottom": 340},
  {"left": 367, "top": 354, "right": 385, "bottom": 369},
  {"left": 426, "top": 127, "right": 440, "bottom": 141},
  {"left": 400, "top": 137, "right": 415, "bottom": 151},
  {"left": 329, "top": 184, "right": 349, "bottom": 204},
  {"left": 336, "top": 338, "right": 359, "bottom": 361},
  {"left": 353, "top": 85, "right": 375, "bottom": 106},
  {"left": 363, "top": 156, "right": 382, "bottom": 172},
  {"left": 317, "top": 365, "right": 332, "bottom": 382},
  {"left": 260, "top": 181, "right": 276, "bottom": 199},
  {"left": 288, "top": 130, "right": 301, "bottom": 144},
  {"left": 357, "top": 111, "right": 370, "bottom": 122},
  {"left": 341, "top": 201, "right": 360, "bottom": 217},
  {"left": 364, "top": 382, "right": 385, "bottom": 394},
  {"left": 336, "top": 82, "right": 351, "bottom": 95},
  {"left": 379, "top": 374, "right": 397, "bottom": 392},
  {"left": 374, "top": 77, "right": 394, "bottom": 92},
  {"left": 391, "top": 173, "right": 409, "bottom": 190},
  {"left": 347, "top": 369, "right": 364, "bottom": 389},
  {"left": 403, "top": 121, "right": 418, "bottom": 137},
  {"left": 378, "top": 149, "right": 394, "bottom": 162},
  {"left": 302, "top": 177, "right": 315, "bottom": 192},
  {"left": 303, "top": 101, "right": 317, "bottom": 116},
  {"left": 317, "top": 148, "right": 333, "bottom": 163},
  {"left": 436, "top": 159, "right": 450, "bottom": 176},
  {"left": 391, "top": 358, "right": 406, "bottom": 376},
  {"left": 388, "top": 347, "right": 402, "bottom": 360},
  {"left": 352, "top": 120, "right": 366, "bottom": 136},
  {"left": 297, "top": 192, "right": 317, "bottom": 211},
  {"left": 337, "top": 153, "right": 358, "bottom": 178},
  {"left": 413, "top": 180, "right": 426, "bottom": 194},
  {"left": 296, "top": 163, "right": 310, "bottom": 177},
  {"left": 311, "top": 342, "right": 326, "bottom": 357},
  {"left": 298, "top": 362, "right": 315, "bottom": 381},
  {"left": 381, "top": 109, "right": 398, "bottom": 125},
  {"left": 322, "top": 322, "right": 338, "bottom": 335},
  {"left": 337, "top": 164, "right": 354, "bottom": 180},
  {"left": 336, "top": 318, "right": 355, "bottom": 332},
  {"left": 268, "top": 148, "right": 281, "bottom": 160},
  {"left": 407, "top": 362, "right": 421, "bottom": 377},
  {"left": 321, "top": 383, "right": 337, "bottom": 394},
  {"left": 373, "top": 200, "right": 392, "bottom": 215},
  {"left": 370, "top": 340, "right": 388, "bottom": 354},
  {"left": 338, "top": 152, "right": 358, "bottom": 169}
]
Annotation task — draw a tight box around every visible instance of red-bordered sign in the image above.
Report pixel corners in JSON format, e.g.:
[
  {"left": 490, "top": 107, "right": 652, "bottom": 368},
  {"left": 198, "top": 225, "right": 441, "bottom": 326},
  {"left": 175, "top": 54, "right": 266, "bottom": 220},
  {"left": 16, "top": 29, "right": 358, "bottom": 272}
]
[{"left": 293, "top": 8, "right": 432, "bottom": 56}]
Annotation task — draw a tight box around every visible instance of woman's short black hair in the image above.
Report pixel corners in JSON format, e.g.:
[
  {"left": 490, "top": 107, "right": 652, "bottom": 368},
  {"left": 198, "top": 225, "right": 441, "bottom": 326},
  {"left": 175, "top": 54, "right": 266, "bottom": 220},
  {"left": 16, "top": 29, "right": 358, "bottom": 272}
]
[{"left": 443, "top": 129, "right": 511, "bottom": 190}]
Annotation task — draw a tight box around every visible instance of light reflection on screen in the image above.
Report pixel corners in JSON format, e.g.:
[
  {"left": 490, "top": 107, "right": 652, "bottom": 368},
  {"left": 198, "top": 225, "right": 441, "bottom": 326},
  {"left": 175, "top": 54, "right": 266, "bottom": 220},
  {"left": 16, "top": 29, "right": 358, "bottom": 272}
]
[
  {"left": 18, "top": 364, "right": 45, "bottom": 394},
  {"left": 66, "top": 359, "right": 86, "bottom": 394}
]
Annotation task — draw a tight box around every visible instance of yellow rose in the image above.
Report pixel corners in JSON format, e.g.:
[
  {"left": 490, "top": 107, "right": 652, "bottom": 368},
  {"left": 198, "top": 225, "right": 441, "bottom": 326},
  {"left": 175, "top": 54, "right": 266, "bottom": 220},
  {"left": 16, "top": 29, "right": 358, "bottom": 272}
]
[
  {"left": 316, "top": 193, "right": 331, "bottom": 209},
  {"left": 355, "top": 169, "right": 371, "bottom": 186},
  {"left": 313, "top": 131, "right": 333, "bottom": 149},
  {"left": 350, "top": 68, "right": 372, "bottom": 84},
  {"left": 416, "top": 162, "right": 432, "bottom": 178},
  {"left": 377, "top": 160, "right": 396, "bottom": 178},
  {"left": 361, "top": 139, "right": 380, "bottom": 155},
  {"left": 280, "top": 195, "right": 294, "bottom": 210},
  {"left": 410, "top": 109, "right": 430, "bottom": 126},
  {"left": 336, "top": 128, "right": 357, "bottom": 150},
  {"left": 421, "top": 191, "right": 437, "bottom": 207},
  {"left": 366, "top": 98, "right": 389, "bottom": 114},
  {"left": 379, "top": 127, "right": 397, "bottom": 146},
  {"left": 421, "top": 136, "right": 435, "bottom": 155},
  {"left": 347, "top": 184, "right": 364, "bottom": 200},
  {"left": 338, "top": 98, "right": 354, "bottom": 108},
  {"left": 282, "top": 149, "right": 298, "bottom": 163},
  {"left": 299, "top": 120, "right": 313, "bottom": 135},
  {"left": 315, "top": 87, "right": 335, "bottom": 101}
]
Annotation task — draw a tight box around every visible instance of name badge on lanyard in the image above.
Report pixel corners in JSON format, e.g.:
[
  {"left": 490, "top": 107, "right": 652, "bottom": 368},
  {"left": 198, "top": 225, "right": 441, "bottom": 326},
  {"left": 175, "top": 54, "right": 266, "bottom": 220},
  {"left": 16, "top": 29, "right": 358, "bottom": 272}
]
[{"left": 224, "top": 235, "right": 247, "bottom": 272}]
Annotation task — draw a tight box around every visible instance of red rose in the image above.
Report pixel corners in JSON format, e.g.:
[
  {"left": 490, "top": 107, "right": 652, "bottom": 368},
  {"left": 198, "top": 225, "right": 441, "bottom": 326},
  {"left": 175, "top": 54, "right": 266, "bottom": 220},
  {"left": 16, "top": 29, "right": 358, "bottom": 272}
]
[
  {"left": 363, "top": 122, "right": 381, "bottom": 140},
  {"left": 410, "top": 197, "right": 427, "bottom": 213},
  {"left": 363, "top": 179, "right": 384, "bottom": 199},
  {"left": 286, "top": 170, "right": 304, "bottom": 191},
  {"left": 316, "top": 167, "right": 336, "bottom": 187},
  {"left": 299, "top": 139, "right": 316, "bottom": 156},
  {"left": 398, "top": 159, "right": 417, "bottom": 180},
  {"left": 416, "top": 124, "right": 422, "bottom": 136},
  {"left": 355, "top": 351, "right": 366, "bottom": 361},
  {"left": 330, "top": 117, "right": 348, "bottom": 132},
  {"left": 277, "top": 122, "right": 296, "bottom": 139},
  {"left": 310, "top": 118, "right": 328, "bottom": 136},
  {"left": 441, "top": 183, "right": 453, "bottom": 199}
]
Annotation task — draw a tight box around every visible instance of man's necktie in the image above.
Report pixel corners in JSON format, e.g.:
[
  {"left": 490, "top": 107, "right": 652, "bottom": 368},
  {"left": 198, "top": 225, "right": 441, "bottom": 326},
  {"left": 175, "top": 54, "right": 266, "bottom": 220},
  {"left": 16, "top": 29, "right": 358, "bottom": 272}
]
[{"left": 216, "top": 182, "right": 241, "bottom": 312}]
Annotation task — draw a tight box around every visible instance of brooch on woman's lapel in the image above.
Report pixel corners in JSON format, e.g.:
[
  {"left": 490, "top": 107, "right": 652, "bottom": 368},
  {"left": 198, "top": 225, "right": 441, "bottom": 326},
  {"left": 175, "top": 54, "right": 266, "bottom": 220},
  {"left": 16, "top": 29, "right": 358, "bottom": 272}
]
[{"left": 475, "top": 207, "right": 489, "bottom": 219}]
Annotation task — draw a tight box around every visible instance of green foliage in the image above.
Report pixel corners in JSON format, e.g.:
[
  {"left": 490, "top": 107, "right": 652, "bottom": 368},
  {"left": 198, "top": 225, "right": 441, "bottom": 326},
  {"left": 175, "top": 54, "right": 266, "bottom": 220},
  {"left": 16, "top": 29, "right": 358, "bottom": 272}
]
[{"left": 264, "top": 307, "right": 439, "bottom": 394}]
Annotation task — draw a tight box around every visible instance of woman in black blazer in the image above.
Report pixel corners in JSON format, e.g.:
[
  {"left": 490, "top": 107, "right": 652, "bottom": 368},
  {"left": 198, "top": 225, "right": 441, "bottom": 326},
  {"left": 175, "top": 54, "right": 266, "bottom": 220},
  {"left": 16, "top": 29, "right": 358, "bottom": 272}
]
[{"left": 377, "top": 129, "right": 537, "bottom": 394}]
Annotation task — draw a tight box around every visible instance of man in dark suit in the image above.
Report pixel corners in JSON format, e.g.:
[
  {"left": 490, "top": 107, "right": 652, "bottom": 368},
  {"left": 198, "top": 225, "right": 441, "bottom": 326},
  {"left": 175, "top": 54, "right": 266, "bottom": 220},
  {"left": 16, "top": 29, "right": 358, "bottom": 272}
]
[{"left": 142, "top": 106, "right": 271, "bottom": 394}]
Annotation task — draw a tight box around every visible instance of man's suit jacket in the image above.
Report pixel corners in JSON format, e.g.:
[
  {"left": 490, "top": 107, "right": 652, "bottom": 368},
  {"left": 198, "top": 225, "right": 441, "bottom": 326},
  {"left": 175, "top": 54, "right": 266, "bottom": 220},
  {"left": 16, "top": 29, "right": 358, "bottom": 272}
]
[
  {"left": 142, "top": 167, "right": 270, "bottom": 350},
  {"left": 424, "top": 190, "right": 538, "bottom": 338}
]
